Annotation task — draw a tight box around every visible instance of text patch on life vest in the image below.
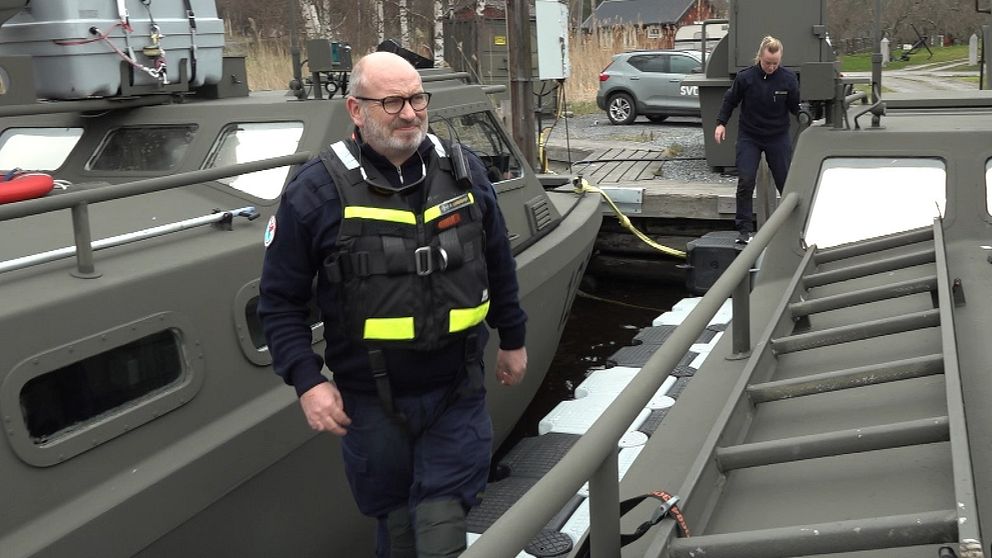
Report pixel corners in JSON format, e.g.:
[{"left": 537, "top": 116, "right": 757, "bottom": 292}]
[{"left": 425, "top": 192, "right": 474, "bottom": 223}]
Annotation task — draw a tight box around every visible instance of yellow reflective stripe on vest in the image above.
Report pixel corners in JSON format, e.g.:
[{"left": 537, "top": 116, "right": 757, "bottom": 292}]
[
  {"left": 364, "top": 317, "right": 415, "bottom": 340},
  {"left": 344, "top": 206, "right": 417, "bottom": 225},
  {"left": 424, "top": 192, "right": 475, "bottom": 223},
  {"left": 449, "top": 300, "right": 490, "bottom": 333}
]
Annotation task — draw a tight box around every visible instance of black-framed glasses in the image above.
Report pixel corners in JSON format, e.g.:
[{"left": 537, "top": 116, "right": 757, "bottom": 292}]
[
  {"left": 357, "top": 148, "right": 427, "bottom": 193},
  {"left": 353, "top": 92, "right": 432, "bottom": 114}
]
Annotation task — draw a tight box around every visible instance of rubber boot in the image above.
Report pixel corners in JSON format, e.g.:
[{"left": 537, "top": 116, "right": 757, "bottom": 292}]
[
  {"left": 414, "top": 498, "right": 467, "bottom": 558},
  {"left": 385, "top": 507, "right": 417, "bottom": 558}
]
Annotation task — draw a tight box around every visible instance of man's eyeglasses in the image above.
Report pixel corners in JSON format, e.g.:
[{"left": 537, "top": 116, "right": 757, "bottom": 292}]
[{"left": 353, "top": 92, "right": 432, "bottom": 115}]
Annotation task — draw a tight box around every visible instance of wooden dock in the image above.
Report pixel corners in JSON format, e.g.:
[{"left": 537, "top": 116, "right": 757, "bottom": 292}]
[
  {"left": 563, "top": 146, "right": 739, "bottom": 221},
  {"left": 545, "top": 143, "right": 782, "bottom": 283}
]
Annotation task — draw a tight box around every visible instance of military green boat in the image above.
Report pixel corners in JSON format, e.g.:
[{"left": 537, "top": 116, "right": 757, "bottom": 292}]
[
  {"left": 463, "top": 2, "right": 992, "bottom": 557},
  {"left": 0, "top": 2, "right": 600, "bottom": 556}
]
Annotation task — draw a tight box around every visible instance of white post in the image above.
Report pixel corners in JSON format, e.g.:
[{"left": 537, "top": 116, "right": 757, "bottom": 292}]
[
  {"left": 880, "top": 37, "right": 889, "bottom": 66},
  {"left": 970, "top": 33, "right": 979, "bottom": 66}
]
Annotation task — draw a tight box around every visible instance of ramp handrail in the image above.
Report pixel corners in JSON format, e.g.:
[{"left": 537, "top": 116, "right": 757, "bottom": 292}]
[
  {"left": 0, "top": 152, "right": 311, "bottom": 277},
  {"left": 462, "top": 192, "right": 800, "bottom": 558}
]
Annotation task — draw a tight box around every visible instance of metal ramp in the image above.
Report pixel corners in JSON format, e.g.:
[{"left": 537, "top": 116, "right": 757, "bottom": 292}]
[{"left": 665, "top": 223, "right": 982, "bottom": 558}]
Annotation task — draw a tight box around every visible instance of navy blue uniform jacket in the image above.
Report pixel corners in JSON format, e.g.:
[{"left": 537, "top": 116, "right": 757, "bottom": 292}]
[
  {"left": 258, "top": 134, "right": 527, "bottom": 397},
  {"left": 716, "top": 64, "right": 800, "bottom": 137}
]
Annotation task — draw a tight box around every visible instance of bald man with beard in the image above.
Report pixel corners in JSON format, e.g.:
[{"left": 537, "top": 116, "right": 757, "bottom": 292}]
[{"left": 259, "top": 52, "right": 528, "bottom": 557}]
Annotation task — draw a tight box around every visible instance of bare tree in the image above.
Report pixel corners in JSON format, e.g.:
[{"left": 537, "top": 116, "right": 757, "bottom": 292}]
[
  {"left": 377, "top": 0, "right": 386, "bottom": 44},
  {"left": 299, "top": 1, "right": 322, "bottom": 36},
  {"left": 827, "top": 0, "right": 985, "bottom": 51},
  {"left": 400, "top": 0, "right": 411, "bottom": 46},
  {"left": 434, "top": 0, "right": 450, "bottom": 66}
]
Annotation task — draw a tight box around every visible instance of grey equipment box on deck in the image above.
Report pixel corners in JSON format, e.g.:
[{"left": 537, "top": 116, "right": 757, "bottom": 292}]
[
  {"left": 685, "top": 231, "right": 740, "bottom": 295},
  {"left": 0, "top": 0, "right": 224, "bottom": 99}
]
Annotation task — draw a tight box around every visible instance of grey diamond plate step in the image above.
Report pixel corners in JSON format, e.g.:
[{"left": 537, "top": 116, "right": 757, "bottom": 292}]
[
  {"left": 468, "top": 476, "right": 583, "bottom": 533},
  {"left": 525, "top": 530, "right": 573, "bottom": 557},
  {"left": 633, "top": 325, "right": 677, "bottom": 345},
  {"left": 638, "top": 408, "right": 671, "bottom": 436},
  {"left": 497, "top": 432, "right": 580, "bottom": 479},
  {"left": 608, "top": 344, "right": 697, "bottom": 370}
]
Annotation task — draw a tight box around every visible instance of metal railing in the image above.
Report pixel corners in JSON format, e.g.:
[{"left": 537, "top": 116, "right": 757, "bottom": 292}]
[
  {"left": 462, "top": 192, "right": 800, "bottom": 558},
  {"left": 0, "top": 93, "right": 173, "bottom": 118},
  {"left": 0, "top": 152, "right": 312, "bottom": 277}
]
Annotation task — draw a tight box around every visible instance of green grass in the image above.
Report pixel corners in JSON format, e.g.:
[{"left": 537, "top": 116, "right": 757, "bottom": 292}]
[{"left": 839, "top": 44, "right": 969, "bottom": 72}]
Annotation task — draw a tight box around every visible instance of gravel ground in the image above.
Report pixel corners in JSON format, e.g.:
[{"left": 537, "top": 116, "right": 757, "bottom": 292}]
[{"left": 542, "top": 113, "right": 736, "bottom": 184}]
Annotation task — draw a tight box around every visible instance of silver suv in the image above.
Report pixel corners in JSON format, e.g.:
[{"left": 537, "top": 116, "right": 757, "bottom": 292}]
[{"left": 596, "top": 50, "right": 703, "bottom": 125}]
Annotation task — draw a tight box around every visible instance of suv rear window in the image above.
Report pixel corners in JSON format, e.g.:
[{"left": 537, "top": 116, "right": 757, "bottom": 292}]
[
  {"left": 627, "top": 55, "right": 668, "bottom": 73},
  {"left": 670, "top": 55, "right": 700, "bottom": 74}
]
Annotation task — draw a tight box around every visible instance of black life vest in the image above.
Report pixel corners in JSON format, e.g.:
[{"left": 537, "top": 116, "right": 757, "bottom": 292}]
[{"left": 320, "top": 134, "right": 490, "bottom": 352}]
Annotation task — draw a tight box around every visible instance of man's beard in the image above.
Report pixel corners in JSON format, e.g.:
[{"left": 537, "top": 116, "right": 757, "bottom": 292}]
[{"left": 361, "top": 107, "right": 427, "bottom": 158}]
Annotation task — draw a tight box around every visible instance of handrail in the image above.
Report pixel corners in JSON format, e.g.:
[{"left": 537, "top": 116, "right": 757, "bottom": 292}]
[
  {"left": 422, "top": 72, "right": 471, "bottom": 83},
  {"left": 853, "top": 100, "right": 886, "bottom": 130},
  {"left": 0, "top": 151, "right": 312, "bottom": 277},
  {"left": 700, "top": 19, "right": 729, "bottom": 71},
  {"left": 0, "top": 152, "right": 312, "bottom": 222},
  {"left": 0, "top": 206, "right": 259, "bottom": 275},
  {"left": 844, "top": 91, "right": 868, "bottom": 107},
  {"left": 462, "top": 192, "right": 800, "bottom": 558}
]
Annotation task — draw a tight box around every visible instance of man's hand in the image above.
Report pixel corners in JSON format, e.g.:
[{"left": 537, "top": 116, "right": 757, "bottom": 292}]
[
  {"left": 496, "top": 347, "right": 528, "bottom": 386},
  {"left": 714, "top": 124, "right": 726, "bottom": 144},
  {"left": 299, "top": 382, "right": 352, "bottom": 436}
]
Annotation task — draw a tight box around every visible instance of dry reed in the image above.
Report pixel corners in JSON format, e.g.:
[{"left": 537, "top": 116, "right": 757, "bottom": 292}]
[
  {"left": 226, "top": 35, "right": 295, "bottom": 91},
  {"left": 230, "top": 24, "right": 659, "bottom": 101}
]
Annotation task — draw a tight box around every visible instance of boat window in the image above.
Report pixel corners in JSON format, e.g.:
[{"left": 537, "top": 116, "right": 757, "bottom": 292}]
[
  {"left": 430, "top": 112, "right": 523, "bottom": 183},
  {"left": 986, "top": 159, "right": 992, "bottom": 216},
  {"left": 88, "top": 125, "right": 198, "bottom": 172},
  {"left": 0, "top": 127, "right": 83, "bottom": 171},
  {"left": 203, "top": 122, "right": 305, "bottom": 200},
  {"left": 804, "top": 158, "right": 945, "bottom": 248},
  {"left": 19, "top": 329, "right": 183, "bottom": 444}
]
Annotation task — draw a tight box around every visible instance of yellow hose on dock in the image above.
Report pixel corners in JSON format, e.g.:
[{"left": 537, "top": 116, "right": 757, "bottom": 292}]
[{"left": 574, "top": 178, "right": 687, "bottom": 259}]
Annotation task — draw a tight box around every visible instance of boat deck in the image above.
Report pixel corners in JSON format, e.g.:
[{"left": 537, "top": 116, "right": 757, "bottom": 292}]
[{"left": 467, "top": 225, "right": 978, "bottom": 557}]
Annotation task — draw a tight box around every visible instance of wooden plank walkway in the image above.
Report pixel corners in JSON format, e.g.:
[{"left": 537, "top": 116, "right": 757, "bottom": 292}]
[
  {"left": 565, "top": 147, "right": 740, "bottom": 221},
  {"left": 572, "top": 147, "right": 668, "bottom": 184}
]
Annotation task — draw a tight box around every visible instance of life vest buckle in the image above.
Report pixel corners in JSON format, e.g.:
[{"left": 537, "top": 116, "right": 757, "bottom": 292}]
[{"left": 415, "top": 246, "right": 433, "bottom": 276}]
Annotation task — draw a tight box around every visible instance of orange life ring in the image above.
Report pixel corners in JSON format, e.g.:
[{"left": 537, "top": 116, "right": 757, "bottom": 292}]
[{"left": 0, "top": 172, "right": 55, "bottom": 204}]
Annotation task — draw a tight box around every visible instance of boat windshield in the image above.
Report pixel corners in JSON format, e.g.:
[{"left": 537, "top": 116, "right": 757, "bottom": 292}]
[
  {"left": 203, "top": 121, "right": 305, "bottom": 200},
  {"left": 804, "top": 157, "right": 946, "bottom": 249},
  {"left": 0, "top": 127, "right": 83, "bottom": 171},
  {"left": 429, "top": 111, "right": 523, "bottom": 184}
]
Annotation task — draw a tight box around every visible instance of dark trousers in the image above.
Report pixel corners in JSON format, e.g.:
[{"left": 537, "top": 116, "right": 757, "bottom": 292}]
[
  {"left": 339, "top": 372, "right": 492, "bottom": 557},
  {"left": 735, "top": 131, "right": 792, "bottom": 234}
]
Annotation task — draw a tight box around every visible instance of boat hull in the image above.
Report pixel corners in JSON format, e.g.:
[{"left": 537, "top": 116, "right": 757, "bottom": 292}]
[{"left": 0, "top": 65, "right": 601, "bottom": 556}]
